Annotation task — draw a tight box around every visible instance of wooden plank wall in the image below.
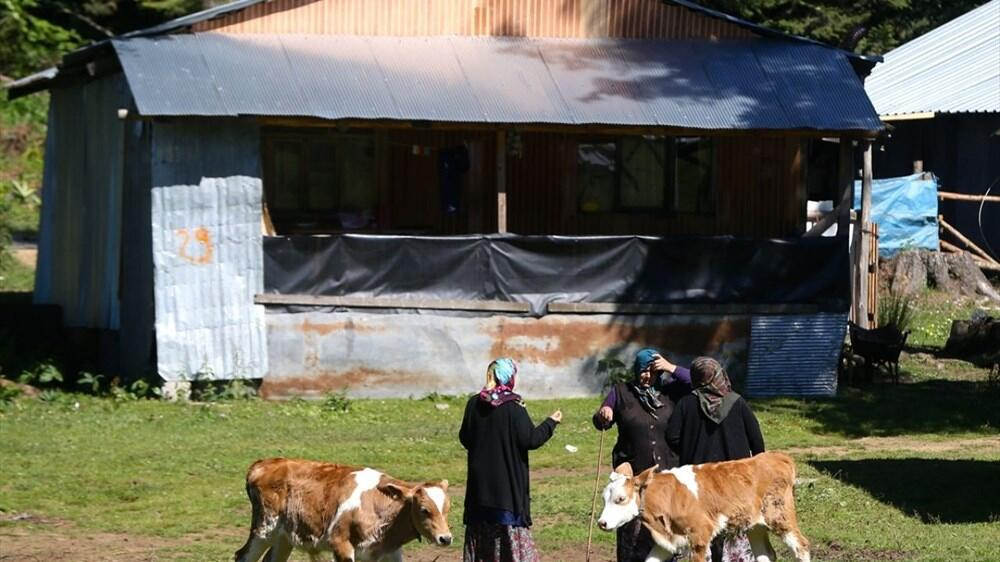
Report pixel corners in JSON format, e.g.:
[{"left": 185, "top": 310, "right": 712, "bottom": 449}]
[
  {"left": 383, "top": 129, "right": 804, "bottom": 238},
  {"left": 192, "top": 0, "right": 756, "bottom": 39}
]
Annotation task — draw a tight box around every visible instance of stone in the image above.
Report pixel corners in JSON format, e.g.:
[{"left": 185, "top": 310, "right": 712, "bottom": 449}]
[{"left": 924, "top": 252, "right": 958, "bottom": 293}]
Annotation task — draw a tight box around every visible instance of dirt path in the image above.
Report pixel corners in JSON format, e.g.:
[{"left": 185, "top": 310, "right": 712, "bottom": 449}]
[
  {"left": 0, "top": 514, "right": 614, "bottom": 562},
  {"left": 787, "top": 435, "right": 1000, "bottom": 457}
]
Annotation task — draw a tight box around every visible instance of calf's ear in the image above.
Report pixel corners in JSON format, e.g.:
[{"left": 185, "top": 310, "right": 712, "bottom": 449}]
[
  {"left": 379, "top": 482, "right": 414, "bottom": 500},
  {"left": 635, "top": 465, "right": 658, "bottom": 489},
  {"left": 438, "top": 479, "right": 449, "bottom": 491},
  {"left": 613, "top": 462, "right": 634, "bottom": 478}
]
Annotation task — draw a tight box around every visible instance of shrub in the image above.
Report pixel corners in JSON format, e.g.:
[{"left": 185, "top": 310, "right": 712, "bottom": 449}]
[{"left": 878, "top": 290, "right": 915, "bottom": 332}]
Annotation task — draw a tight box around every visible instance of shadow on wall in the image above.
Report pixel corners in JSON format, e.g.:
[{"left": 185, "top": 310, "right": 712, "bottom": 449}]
[{"left": 809, "top": 458, "right": 1000, "bottom": 524}]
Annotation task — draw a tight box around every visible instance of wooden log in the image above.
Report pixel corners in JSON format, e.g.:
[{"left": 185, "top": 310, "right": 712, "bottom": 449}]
[
  {"left": 496, "top": 130, "right": 507, "bottom": 233},
  {"left": 938, "top": 191, "right": 1000, "bottom": 203},
  {"left": 546, "top": 302, "right": 820, "bottom": 315},
  {"left": 939, "top": 217, "right": 999, "bottom": 264},
  {"left": 255, "top": 293, "right": 531, "bottom": 313},
  {"left": 938, "top": 240, "right": 1000, "bottom": 274},
  {"left": 855, "top": 141, "right": 873, "bottom": 329}
]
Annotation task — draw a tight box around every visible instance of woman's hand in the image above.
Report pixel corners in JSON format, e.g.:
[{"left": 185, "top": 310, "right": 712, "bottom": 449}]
[
  {"left": 597, "top": 406, "right": 613, "bottom": 425},
  {"left": 651, "top": 354, "right": 676, "bottom": 374},
  {"left": 549, "top": 410, "right": 563, "bottom": 424}
]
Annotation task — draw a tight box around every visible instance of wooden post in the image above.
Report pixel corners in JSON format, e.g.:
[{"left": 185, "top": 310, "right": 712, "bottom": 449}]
[
  {"left": 857, "top": 140, "right": 874, "bottom": 328},
  {"left": 836, "top": 138, "right": 854, "bottom": 238},
  {"left": 496, "top": 130, "right": 507, "bottom": 233},
  {"left": 836, "top": 138, "right": 856, "bottom": 321}
]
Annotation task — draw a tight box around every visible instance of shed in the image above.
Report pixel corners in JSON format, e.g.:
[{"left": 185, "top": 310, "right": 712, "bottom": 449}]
[
  {"left": 865, "top": 0, "right": 1000, "bottom": 259},
  {"left": 8, "top": 0, "right": 882, "bottom": 398}
]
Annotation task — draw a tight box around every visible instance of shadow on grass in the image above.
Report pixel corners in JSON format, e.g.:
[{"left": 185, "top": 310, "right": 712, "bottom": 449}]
[
  {"left": 810, "top": 459, "right": 1000, "bottom": 523},
  {"left": 755, "top": 380, "right": 996, "bottom": 437}
]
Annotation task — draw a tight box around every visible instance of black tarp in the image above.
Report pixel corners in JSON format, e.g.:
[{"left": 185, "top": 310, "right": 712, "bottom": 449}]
[{"left": 263, "top": 234, "right": 850, "bottom": 316}]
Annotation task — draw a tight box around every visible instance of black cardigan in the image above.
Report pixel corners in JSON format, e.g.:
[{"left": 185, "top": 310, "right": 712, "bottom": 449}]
[
  {"left": 666, "top": 393, "right": 765, "bottom": 466},
  {"left": 459, "top": 396, "right": 557, "bottom": 526}
]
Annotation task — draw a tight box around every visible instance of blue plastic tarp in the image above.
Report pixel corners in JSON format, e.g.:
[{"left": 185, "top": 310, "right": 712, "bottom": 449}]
[{"left": 855, "top": 173, "right": 939, "bottom": 257}]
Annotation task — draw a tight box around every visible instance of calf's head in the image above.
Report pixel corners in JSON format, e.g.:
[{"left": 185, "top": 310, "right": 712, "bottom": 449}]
[
  {"left": 597, "top": 462, "right": 657, "bottom": 531},
  {"left": 381, "top": 480, "right": 453, "bottom": 546}
]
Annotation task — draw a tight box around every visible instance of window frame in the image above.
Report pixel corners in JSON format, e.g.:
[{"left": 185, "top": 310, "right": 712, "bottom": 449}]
[
  {"left": 575, "top": 135, "right": 716, "bottom": 216},
  {"left": 261, "top": 127, "right": 376, "bottom": 234}
]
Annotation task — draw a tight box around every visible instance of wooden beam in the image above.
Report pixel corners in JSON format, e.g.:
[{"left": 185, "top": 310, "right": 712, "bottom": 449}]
[
  {"left": 496, "top": 130, "right": 508, "bottom": 233},
  {"left": 856, "top": 140, "right": 874, "bottom": 329},
  {"left": 880, "top": 112, "right": 936, "bottom": 122},
  {"left": 255, "top": 293, "right": 531, "bottom": 313},
  {"left": 249, "top": 116, "right": 880, "bottom": 139},
  {"left": 938, "top": 191, "right": 1000, "bottom": 203},
  {"left": 836, "top": 138, "right": 854, "bottom": 238},
  {"left": 940, "top": 217, "right": 999, "bottom": 264},
  {"left": 547, "top": 302, "right": 821, "bottom": 315}
]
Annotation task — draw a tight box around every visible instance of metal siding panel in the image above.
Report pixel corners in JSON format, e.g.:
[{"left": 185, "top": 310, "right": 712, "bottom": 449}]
[
  {"left": 33, "top": 74, "right": 126, "bottom": 329},
  {"left": 866, "top": 0, "right": 1000, "bottom": 115},
  {"left": 263, "top": 310, "right": 749, "bottom": 399},
  {"left": 745, "top": 313, "right": 845, "bottom": 397},
  {"left": 151, "top": 121, "right": 267, "bottom": 381}
]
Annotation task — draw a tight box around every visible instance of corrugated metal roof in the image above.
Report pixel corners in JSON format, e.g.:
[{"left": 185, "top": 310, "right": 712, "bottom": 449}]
[
  {"left": 865, "top": 0, "right": 1000, "bottom": 116},
  {"left": 745, "top": 313, "right": 845, "bottom": 397},
  {"left": 113, "top": 33, "right": 881, "bottom": 130}
]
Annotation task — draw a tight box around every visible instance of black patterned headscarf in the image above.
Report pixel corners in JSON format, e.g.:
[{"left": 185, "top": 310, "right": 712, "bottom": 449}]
[{"left": 690, "top": 357, "right": 737, "bottom": 424}]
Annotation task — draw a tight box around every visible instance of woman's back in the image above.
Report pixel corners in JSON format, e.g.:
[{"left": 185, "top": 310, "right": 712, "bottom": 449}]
[
  {"left": 667, "top": 393, "right": 764, "bottom": 466},
  {"left": 460, "top": 396, "right": 556, "bottom": 525}
]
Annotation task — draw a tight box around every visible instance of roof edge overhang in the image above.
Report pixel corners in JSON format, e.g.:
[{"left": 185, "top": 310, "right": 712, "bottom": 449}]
[{"left": 119, "top": 114, "right": 883, "bottom": 138}]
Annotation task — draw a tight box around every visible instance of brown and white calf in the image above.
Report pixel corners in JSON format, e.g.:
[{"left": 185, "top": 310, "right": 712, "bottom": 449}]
[
  {"left": 234, "top": 458, "right": 452, "bottom": 562},
  {"left": 598, "top": 452, "right": 810, "bottom": 562}
]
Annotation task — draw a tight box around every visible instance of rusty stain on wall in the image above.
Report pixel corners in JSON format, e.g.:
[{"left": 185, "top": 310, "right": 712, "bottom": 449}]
[
  {"left": 175, "top": 226, "right": 214, "bottom": 264},
  {"left": 264, "top": 310, "right": 749, "bottom": 399},
  {"left": 489, "top": 315, "right": 747, "bottom": 366}
]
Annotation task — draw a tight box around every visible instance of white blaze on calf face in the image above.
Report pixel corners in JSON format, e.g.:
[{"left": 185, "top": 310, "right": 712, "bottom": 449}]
[
  {"left": 597, "top": 472, "right": 639, "bottom": 531},
  {"left": 332, "top": 468, "right": 383, "bottom": 526},
  {"left": 425, "top": 486, "right": 447, "bottom": 514}
]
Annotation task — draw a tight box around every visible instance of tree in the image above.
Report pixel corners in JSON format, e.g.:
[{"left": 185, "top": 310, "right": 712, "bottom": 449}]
[{"left": 700, "top": 0, "right": 989, "bottom": 55}]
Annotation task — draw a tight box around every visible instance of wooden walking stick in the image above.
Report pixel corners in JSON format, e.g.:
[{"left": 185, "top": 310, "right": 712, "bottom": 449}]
[{"left": 586, "top": 429, "right": 607, "bottom": 562}]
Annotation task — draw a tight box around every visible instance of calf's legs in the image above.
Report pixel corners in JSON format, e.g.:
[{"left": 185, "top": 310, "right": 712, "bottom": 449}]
[
  {"left": 748, "top": 526, "right": 777, "bottom": 562},
  {"left": 234, "top": 534, "right": 271, "bottom": 562}
]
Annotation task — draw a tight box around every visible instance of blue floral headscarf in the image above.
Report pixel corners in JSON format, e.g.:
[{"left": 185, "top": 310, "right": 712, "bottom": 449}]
[{"left": 478, "top": 358, "right": 521, "bottom": 407}]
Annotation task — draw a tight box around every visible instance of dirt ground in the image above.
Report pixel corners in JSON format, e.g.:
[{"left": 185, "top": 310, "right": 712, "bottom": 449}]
[{"left": 0, "top": 515, "right": 615, "bottom": 562}]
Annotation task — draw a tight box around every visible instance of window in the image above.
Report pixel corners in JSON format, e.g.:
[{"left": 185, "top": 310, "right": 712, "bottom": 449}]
[
  {"left": 577, "top": 136, "right": 714, "bottom": 214},
  {"left": 263, "top": 129, "right": 376, "bottom": 233}
]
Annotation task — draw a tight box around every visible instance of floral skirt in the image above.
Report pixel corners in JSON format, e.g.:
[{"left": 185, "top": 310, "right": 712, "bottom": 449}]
[
  {"left": 464, "top": 523, "right": 541, "bottom": 562},
  {"left": 709, "top": 533, "right": 753, "bottom": 562}
]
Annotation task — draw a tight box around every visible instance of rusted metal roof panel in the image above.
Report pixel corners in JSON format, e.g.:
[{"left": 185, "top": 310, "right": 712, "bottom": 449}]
[{"left": 112, "top": 33, "right": 881, "bottom": 130}]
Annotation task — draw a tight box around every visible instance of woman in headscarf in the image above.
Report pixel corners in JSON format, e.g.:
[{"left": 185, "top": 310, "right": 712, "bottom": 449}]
[
  {"left": 459, "top": 358, "right": 562, "bottom": 562},
  {"left": 591, "top": 348, "right": 692, "bottom": 562},
  {"left": 667, "top": 356, "right": 765, "bottom": 562}
]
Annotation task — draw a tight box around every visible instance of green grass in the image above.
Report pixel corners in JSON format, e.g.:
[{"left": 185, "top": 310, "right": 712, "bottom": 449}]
[
  {"left": 0, "top": 257, "right": 34, "bottom": 292},
  {"left": 2, "top": 289, "right": 997, "bottom": 560},
  {"left": 1, "top": 380, "right": 998, "bottom": 561}
]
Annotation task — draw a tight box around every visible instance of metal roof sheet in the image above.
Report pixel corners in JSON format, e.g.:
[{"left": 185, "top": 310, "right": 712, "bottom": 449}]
[
  {"left": 865, "top": 0, "right": 1000, "bottom": 116},
  {"left": 112, "top": 33, "right": 882, "bottom": 131}
]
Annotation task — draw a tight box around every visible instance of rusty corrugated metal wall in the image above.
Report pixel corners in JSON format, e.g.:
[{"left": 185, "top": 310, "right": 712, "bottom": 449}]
[{"left": 192, "top": 0, "right": 755, "bottom": 39}]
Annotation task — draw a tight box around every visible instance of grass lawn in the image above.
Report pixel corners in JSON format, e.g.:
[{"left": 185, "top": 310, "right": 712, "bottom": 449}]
[
  {"left": 2, "top": 371, "right": 998, "bottom": 561},
  {"left": 2, "top": 291, "right": 998, "bottom": 561}
]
